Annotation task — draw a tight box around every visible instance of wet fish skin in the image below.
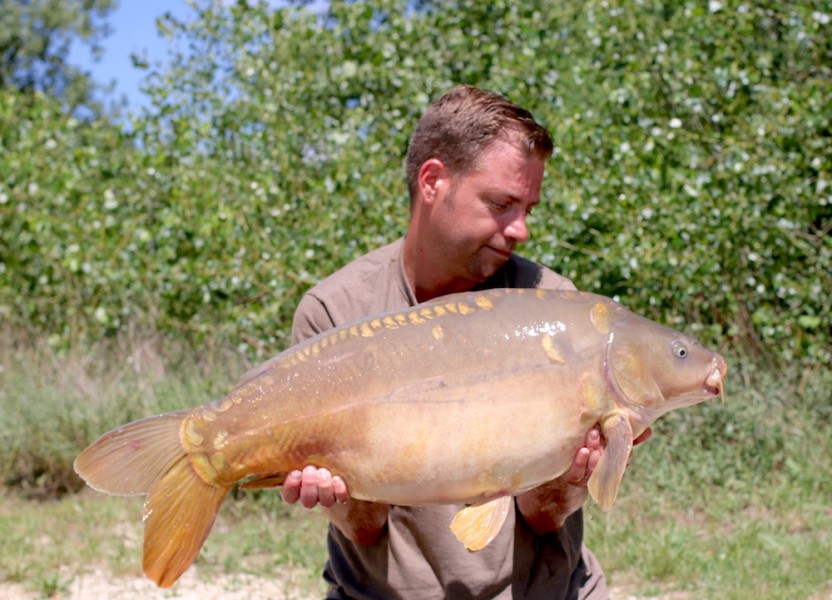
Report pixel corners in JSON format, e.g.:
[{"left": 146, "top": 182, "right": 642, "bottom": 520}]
[{"left": 74, "top": 288, "right": 727, "bottom": 588}]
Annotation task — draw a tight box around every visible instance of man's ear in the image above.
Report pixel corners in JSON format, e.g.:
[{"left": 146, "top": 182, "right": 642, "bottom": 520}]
[{"left": 417, "top": 159, "right": 448, "bottom": 206}]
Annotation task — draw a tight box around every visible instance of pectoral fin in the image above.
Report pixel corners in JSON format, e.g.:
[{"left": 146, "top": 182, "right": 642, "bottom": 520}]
[
  {"left": 238, "top": 472, "right": 287, "bottom": 490},
  {"left": 449, "top": 495, "right": 512, "bottom": 551},
  {"left": 587, "top": 412, "right": 633, "bottom": 511}
]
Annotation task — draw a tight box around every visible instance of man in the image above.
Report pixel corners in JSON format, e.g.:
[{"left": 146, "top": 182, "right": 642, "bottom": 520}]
[{"left": 283, "top": 85, "right": 647, "bottom": 599}]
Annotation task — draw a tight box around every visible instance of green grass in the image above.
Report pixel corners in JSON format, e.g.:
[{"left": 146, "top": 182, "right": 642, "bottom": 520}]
[
  {"left": 0, "top": 490, "right": 329, "bottom": 598},
  {"left": 0, "top": 330, "right": 249, "bottom": 496},
  {"left": 1, "top": 332, "right": 830, "bottom": 598}
]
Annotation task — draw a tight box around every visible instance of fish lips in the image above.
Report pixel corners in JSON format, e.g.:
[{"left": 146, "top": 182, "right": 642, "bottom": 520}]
[{"left": 704, "top": 356, "right": 728, "bottom": 400}]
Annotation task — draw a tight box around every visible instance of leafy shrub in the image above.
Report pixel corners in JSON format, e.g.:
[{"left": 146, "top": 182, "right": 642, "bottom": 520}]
[{"left": 0, "top": 0, "right": 829, "bottom": 365}]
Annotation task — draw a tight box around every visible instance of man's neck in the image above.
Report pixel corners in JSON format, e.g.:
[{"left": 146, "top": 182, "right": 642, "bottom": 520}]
[{"left": 402, "top": 234, "right": 477, "bottom": 303}]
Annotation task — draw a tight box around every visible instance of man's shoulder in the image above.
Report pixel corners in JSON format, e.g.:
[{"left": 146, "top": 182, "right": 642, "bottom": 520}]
[
  {"left": 306, "top": 239, "right": 403, "bottom": 303},
  {"left": 291, "top": 239, "right": 408, "bottom": 342}
]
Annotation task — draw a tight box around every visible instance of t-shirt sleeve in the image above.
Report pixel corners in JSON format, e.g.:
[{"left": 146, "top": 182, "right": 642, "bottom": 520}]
[{"left": 291, "top": 292, "right": 336, "bottom": 345}]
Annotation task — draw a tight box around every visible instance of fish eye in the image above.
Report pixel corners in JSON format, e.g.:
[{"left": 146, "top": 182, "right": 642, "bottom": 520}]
[{"left": 672, "top": 340, "right": 688, "bottom": 359}]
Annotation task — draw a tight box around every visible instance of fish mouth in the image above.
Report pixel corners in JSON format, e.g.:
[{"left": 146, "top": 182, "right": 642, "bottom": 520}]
[{"left": 704, "top": 356, "right": 728, "bottom": 402}]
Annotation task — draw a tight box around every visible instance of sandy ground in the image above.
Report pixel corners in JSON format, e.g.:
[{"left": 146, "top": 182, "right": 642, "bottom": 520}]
[
  {"left": 0, "top": 576, "right": 697, "bottom": 600},
  {"left": 0, "top": 576, "right": 651, "bottom": 600},
  {"left": 0, "top": 570, "right": 667, "bottom": 600},
  {"left": 0, "top": 567, "right": 318, "bottom": 600},
  {"left": 2, "top": 570, "right": 829, "bottom": 599}
]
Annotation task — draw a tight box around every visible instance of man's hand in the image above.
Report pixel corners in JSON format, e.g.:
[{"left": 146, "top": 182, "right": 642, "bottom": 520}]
[
  {"left": 280, "top": 465, "right": 389, "bottom": 545},
  {"left": 281, "top": 466, "right": 350, "bottom": 508},
  {"left": 562, "top": 425, "right": 604, "bottom": 487}
]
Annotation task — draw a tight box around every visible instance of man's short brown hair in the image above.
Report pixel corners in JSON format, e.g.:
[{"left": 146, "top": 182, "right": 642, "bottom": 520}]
[{"left": 405, "top": 85, "right": 553, "bottom": 202}]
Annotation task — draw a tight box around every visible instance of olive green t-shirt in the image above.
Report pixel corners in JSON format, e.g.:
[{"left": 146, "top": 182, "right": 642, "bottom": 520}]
[{"left": 291, "top": 238, "right": 609, "bottom": 600}]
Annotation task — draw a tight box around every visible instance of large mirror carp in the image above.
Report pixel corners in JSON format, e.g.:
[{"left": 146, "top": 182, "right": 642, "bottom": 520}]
[{"left": 75, "top": 288, "right": 727, "bottom": 587}]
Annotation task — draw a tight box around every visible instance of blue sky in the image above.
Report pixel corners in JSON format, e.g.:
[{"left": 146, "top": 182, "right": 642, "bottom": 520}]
[
  {"left": 70, "top": 1, "right": 329, "bottom": 112},
  {"left": 70, "top": 0, "right": 191, "bottom": 110},
  {"left": 70, "top": 1, "right": 193, "bottom": 111}
]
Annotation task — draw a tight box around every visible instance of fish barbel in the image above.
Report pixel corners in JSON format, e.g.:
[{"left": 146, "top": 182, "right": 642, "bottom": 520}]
[{"left": 74, "top": 288, "right": 728, "bottom": 587}]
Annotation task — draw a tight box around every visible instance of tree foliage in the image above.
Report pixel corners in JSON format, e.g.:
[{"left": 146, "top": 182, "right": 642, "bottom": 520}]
[
  {"left": 0, "top": 0, "right": 115, "bottom": 113},
  {"left": 1, "top": 0, "right": 830, "bottom": 365}
]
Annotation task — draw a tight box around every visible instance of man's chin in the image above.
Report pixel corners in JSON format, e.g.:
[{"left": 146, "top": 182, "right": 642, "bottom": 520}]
[{"left": 469, "top": 256, "right": 510, "bottom": 282}]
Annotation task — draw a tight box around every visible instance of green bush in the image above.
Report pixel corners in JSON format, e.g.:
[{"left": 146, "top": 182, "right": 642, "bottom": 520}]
[
  {"left": 0, "top": 91, "right": 150, "bottom": 343},
  {"left": 0, "top": 0, "right": 829, "bottom": 365}
]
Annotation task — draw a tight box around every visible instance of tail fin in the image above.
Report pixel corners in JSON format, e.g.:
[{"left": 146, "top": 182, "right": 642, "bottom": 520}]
[
  {"left": 74, "top": 411, "right": 230, "bottom": 588},
  {"left": 74, "top": 412, "right": 189, "bottom": 495},
  {"left": 143, "top": 458, "right": 228, "bottom": 587}
]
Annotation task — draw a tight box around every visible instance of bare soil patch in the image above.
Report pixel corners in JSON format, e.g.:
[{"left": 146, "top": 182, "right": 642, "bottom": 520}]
[{"left": 0, "top": 566, "right": 318, "bottom": 600}]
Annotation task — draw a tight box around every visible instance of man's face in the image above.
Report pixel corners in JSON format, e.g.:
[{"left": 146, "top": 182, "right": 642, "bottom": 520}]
[{"left": 431, "top": 139, "right": 546, "bottom": 284}]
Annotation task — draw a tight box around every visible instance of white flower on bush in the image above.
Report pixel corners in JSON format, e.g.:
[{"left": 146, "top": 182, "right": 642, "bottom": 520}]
[
  {"left": 813, "top": 11, "right": 831, "bottom": 25},
  {"left": 103, "top": 189, "right": 118, "bottom": 210}
]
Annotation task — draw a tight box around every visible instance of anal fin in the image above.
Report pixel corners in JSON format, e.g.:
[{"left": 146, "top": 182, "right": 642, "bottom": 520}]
[
  {"left": 239, "top": 472, "right": 288, "bottom": 490},
  {"left": 449, "top": 495, "right": 512, "bottom": 551}
]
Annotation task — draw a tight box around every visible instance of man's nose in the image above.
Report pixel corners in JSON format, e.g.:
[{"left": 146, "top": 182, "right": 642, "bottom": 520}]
[{"left": 504, "top": 209, "right": 530, "bottom": 243}]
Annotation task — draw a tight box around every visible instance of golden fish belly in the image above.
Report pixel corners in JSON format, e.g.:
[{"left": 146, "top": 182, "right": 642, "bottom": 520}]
[
  {"left": 191, "top": 356, "right": 607, "bottom": 506},
  {"left": 340, "top": 369, "right": 602, "bottom": 505}
]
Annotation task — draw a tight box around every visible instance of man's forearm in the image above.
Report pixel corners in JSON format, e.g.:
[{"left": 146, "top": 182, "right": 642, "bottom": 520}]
[
  {"left": 515, "top": 478, "right": 588, "bottom": 534},
  {"left": 323, "top": 499, "right": 390, "bottom": 545}
]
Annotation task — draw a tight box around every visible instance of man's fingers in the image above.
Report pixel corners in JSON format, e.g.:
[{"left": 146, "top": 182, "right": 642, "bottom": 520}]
[
  {"left": 300, "top": 465, "right": 321, "bottom": 508},
  {"left": 281, "top": 466, "right": 349, "bottom": 508},
  {"left": 332, "top": 476, "right": 350, "bottom": 504},
  {"left": 586, "top": 444, "right": 602, "bottom": 474},
  {"left": 563, "top": 426, "right": 606, "bottom": 487},
  {"left": 280, "top": 470, "right": 303, "bottom": 504},
  {"left": 585, "top": 426, "right": 602, "bottom": 450},
  {"left": 565, "top": 447, "right": 590, "bottom": 486},
  {"left": 316, "top": 468, "right": 336, "bottom": 507}
]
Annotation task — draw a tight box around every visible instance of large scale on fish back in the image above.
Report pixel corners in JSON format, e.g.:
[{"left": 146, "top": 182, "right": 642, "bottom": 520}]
[{"left": 74, "top": 288, "right": 727, "bottom": 588}]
